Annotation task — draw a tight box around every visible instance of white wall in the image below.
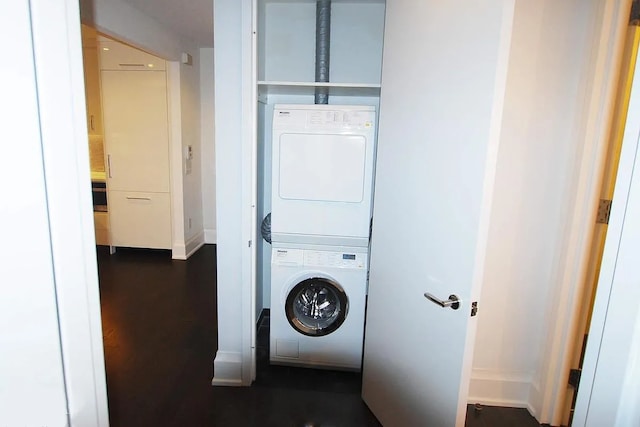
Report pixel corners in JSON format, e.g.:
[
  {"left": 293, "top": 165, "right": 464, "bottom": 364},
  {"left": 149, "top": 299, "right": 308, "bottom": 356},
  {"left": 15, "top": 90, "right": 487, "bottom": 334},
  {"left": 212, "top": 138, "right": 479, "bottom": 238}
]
[
  {"left": 261, "top": 1, "right": 384, "bottom": 84},
  {"left": 81, "top": 0, "right": 183, "bottom": 61},
  {"left": 201, "top": 47, "right": 217, "bottom": 243},
  {"left": 470, "top": 0, "right": 597, "bottom": 411},
  {"left": 180, "top": 50, "right": 205, "bottom": 255},
  {"left": 212, "top": 0, "right": 247, "bottom": 385}
]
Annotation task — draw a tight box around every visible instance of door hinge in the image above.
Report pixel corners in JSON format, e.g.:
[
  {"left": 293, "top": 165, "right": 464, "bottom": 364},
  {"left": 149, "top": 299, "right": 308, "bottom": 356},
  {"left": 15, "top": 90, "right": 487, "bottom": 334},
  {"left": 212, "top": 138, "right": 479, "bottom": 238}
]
[
  {"left": 568, "top": 368, "right": 581, "bottom": 388},
  {"left": 596, "top": 199, "right": 612, "bottom": 224},
  {"left": 471, "top": 301, "right": 478, "bottom": 317},
  {"left": 248, "top": 240, "right": 252, "bottom": 248}
]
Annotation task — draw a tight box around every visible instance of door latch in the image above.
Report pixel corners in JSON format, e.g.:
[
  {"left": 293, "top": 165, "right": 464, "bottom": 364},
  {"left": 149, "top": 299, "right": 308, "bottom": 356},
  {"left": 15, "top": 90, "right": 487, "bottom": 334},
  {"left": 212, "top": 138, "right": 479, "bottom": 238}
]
[{"left": 471, "top": 301, "right": 478, "bottom": 317}]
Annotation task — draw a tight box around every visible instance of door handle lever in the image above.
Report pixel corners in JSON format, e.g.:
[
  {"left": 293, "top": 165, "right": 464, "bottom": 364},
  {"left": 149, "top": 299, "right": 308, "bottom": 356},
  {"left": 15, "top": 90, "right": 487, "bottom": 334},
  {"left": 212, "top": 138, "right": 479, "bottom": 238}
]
[{"left": 424, "top": 292, "right": 460, "bottom": 310}]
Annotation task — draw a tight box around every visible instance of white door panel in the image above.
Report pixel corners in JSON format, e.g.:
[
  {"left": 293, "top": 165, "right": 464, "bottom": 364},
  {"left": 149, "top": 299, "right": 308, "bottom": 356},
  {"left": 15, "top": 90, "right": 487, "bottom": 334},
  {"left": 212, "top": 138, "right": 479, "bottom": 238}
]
[
  {"left": 0, "top": 2, "right": 68, "bottom": 424},
  {"left": 362, "top": 1, "right": 514, "bottom": 426}
]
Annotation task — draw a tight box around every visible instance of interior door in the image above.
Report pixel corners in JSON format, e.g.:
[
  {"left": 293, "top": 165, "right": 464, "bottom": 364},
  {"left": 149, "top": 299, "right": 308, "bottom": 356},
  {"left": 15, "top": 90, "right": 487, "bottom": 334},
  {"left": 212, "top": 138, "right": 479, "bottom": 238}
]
[
  {"left": 362, "top": 1, "right": 515, "bottom": 426},
  {"left": 1, "top": 1, "right": 69, "bottom": 424}
]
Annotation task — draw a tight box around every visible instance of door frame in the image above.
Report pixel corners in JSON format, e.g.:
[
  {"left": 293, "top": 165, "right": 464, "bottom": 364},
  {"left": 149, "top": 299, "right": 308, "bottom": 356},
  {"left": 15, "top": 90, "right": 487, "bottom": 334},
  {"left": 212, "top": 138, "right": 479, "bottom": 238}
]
[
  {"left": 31, "top": 0, "right": 109, "bottom": 424},
  {"left": 536, "top": 0, "right": 632, "bottom": 424},
  {"left": 561, "top": 22, "right": 640, "bottom": 426},
  {"left": 37, "top": 0, "right": 635, "bottom": 423},
  {"left": 242, "top": 0, "right": 258, "bottom": 384},
  {"left": 572, "top": 30, "right": 640, "bottom": 424},
  {"left": 235, "top": 0, "right": 635, "bottom": 415}
]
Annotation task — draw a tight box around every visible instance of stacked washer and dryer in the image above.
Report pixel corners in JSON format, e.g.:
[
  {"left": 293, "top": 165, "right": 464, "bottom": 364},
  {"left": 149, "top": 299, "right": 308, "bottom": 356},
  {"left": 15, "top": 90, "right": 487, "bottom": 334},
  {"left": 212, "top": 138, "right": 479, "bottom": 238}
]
[{"left": 269, "top": 104, "right": 377, "bottom": 371}]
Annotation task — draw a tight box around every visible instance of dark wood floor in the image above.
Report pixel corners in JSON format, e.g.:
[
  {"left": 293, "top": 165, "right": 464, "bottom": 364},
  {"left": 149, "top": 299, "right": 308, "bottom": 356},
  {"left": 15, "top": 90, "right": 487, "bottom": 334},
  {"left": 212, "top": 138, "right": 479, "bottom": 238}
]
[{"left": 98, "top": 244, "right": 541, "bottom": 426}]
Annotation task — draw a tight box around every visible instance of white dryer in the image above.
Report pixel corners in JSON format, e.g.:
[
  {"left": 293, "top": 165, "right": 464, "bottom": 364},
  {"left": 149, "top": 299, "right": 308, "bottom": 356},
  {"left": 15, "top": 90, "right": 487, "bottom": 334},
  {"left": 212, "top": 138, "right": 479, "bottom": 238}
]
[
  {"left": 270, "top": 243, "right": 368, "bottom": 371},
  {"left": 271, "top": 104, "right": 376, "bottom": 247}
]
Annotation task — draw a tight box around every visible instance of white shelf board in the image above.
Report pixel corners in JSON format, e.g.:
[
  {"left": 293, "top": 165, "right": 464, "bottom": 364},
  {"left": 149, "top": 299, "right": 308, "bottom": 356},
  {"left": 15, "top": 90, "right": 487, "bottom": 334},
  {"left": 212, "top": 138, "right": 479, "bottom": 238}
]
[
  {"left": 257, "top": 81, "right": 381, "bottom": 98},
  {"left": 263, "top": 0, "right": 384, "bottom": 4}
]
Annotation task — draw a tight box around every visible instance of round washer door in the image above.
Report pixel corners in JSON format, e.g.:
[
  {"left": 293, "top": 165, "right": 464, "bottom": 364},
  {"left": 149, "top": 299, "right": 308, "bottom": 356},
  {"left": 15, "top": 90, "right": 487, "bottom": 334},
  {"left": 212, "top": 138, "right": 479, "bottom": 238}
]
[{"left": 285, "top": 277, "right": 348, "bottom": 337}]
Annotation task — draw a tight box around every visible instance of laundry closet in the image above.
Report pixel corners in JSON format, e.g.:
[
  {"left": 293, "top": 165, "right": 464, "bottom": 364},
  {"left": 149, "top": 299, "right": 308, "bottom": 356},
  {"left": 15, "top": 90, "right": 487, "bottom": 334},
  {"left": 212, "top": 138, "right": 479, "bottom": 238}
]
[{"left": 255, "top": 0, "right": 386, "bottom": 370}]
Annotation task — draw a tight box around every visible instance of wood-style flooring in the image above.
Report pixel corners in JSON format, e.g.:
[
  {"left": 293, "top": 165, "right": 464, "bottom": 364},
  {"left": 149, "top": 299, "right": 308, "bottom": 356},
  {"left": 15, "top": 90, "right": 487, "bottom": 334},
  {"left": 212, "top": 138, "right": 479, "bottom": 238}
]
[{"left": 97, "top": 244, "right": 541, "bottom": 426}]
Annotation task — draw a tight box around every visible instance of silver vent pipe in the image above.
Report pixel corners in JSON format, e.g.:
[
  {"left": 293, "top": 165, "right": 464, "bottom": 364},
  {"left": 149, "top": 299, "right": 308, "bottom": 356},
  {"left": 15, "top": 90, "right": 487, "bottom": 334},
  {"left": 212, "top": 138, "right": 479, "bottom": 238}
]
[{"left": 315, "top": 0, "right": 331, "bottom": 104}]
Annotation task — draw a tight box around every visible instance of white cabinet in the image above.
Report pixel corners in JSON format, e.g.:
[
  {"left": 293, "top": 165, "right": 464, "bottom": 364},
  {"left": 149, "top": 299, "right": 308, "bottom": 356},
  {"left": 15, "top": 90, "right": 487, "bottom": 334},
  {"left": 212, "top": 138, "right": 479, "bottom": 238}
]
[
  {"left": 98, "top": 40, "right": 165, "bottom": 71},
  {"left": 82, "top": 46, "right": 103, "bottom": 135},
  {"left": 108, "top": 191, "right": 171, "bottom": 249},
  {"left": 100, "top": 42, "right": 171, "bottom": 250},
  {"left": 93, "top": 211, "right": 110, "bottom": 246},
  {"left": 101, "top": 71, "right": 170, "bottom": 193}
]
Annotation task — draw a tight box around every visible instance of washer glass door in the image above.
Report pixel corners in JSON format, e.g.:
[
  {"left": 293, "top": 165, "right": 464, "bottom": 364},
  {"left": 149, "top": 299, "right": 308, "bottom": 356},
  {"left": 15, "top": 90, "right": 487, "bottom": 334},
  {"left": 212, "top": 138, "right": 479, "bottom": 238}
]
[{"left": 286, "top": 277, "right": 348, "bottom": 337}]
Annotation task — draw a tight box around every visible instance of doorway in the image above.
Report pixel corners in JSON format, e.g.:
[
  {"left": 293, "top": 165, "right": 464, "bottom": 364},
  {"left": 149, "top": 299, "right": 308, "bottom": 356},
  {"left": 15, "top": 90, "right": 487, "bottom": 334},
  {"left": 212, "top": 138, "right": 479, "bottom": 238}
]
[{"left": 77, "top": 17, "right": 213, "bottom": 423}]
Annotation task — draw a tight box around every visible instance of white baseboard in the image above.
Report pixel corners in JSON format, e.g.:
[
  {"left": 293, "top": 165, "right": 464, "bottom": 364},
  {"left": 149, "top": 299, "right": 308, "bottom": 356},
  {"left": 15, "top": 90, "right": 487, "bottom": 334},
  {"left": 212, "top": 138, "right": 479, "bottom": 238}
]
[
  {"left": 204, "top": 228, "right": 217, "bottom": 244},
  {"left": 172, "top": 231, "right": 205, "bottom": 260},
  {"left": 212, "top": 351, "right": 243, "bottom": 386},
  {"left": 172, "top": 241, "right": 187, "bottom": 260},
  {"left": 526, "top": 380, "right": 543, "bottom": 421},
  {"left": 185, "top": 231, "right": 205, "bottom": 258},
  {"left": 468, "top": 369, "right": 532, "bottom": 409}
]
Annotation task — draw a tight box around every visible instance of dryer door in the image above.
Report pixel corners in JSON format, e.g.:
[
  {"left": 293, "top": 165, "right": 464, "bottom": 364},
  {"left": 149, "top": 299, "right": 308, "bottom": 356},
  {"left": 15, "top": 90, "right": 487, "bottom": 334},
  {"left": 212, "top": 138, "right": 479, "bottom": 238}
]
[{"left": 286, "top": 277, "right": 348, "bottom": 337}]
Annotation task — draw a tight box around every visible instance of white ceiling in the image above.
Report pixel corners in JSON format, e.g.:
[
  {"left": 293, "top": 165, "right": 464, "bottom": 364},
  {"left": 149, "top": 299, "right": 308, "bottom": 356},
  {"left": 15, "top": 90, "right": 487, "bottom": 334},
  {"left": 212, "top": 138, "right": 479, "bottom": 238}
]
[{"left": 120, "top": 0, "right": 214, "bottom": 47}]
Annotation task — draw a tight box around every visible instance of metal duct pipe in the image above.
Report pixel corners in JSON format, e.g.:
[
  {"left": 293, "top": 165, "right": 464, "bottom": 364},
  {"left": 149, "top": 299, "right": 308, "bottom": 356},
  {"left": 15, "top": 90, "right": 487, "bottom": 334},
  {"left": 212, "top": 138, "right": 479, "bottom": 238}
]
[{"left": 315, "top": 0, "right": 331, "bottom": 104}]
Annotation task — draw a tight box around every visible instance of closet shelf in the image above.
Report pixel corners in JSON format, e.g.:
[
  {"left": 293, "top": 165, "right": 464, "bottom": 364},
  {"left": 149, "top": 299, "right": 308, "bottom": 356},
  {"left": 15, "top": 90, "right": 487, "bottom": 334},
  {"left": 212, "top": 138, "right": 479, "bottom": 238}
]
[
  {"left": 262, "top": 0, "right": 384, "bottom": 4},
  {"left": 257, "top": 81, "right": 381, "bottom": 98}
]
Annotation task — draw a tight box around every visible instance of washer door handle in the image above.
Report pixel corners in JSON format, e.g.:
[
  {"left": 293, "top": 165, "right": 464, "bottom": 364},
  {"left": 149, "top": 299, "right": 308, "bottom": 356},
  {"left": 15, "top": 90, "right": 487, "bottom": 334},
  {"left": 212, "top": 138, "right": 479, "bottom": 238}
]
[{"left": 424, "top": 292, "right": 460, "bottom": 310}]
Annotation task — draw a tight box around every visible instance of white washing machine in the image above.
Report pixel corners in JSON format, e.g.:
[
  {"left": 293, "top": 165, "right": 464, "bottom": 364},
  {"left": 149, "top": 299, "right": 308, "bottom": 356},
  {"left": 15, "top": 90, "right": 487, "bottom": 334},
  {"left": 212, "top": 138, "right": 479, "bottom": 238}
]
[
  {"left": 270, "top": 243, "right": 368, "bottom": 371},
  {"left": 271, "top": 104, "right": 377, "bottom": 248}
]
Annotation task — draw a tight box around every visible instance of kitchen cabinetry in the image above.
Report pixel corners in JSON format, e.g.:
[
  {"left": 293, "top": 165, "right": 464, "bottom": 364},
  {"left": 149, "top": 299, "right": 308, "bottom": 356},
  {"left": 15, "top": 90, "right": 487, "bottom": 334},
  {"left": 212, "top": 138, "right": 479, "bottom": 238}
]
[
  {"left": 82, "top": 46, "right": 103, "bottom": 135},
  {"left": 81, "top": 28, "right": 110, "bottom": 246},
  {"left": 107, "top": 191, "right": 171, "bottom": 249},
  {"left": 93, "top": 211, "right": 110, "bottom": 246},
  {"left": 98, "top": 39, "right": 165, "bottom": 71},
  {"left": 100, "top": 41, "right": 171, "bottom": 250}
]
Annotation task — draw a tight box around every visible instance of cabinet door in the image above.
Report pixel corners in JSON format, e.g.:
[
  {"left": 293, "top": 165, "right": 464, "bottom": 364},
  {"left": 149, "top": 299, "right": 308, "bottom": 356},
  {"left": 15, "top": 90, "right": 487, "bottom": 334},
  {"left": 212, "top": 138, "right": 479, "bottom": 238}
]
[
  {"left": 82, "top": 46, "right": 103, "bottom": 135},
  {"left": 109, "top": 191, "right": 171, "bottom": 249},
  {"left": 98, "top": 40, "right": 166, "bottom": 71},
  {"left": 102, "top": 70, "right": 170, "bottom": 193},
  {"left": 93, "top": 211, "right": 110, "bottom": 246}
]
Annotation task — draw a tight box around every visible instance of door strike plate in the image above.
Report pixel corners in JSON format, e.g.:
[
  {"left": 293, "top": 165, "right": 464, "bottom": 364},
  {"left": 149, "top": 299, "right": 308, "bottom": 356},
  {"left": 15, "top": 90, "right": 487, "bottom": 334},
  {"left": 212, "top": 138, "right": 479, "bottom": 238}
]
[
  {"left": 596, "top": 199, "right": 612, "bottom": 224},
  {"left": 471, "top": 301, "right": 478, "bottom": 317},
  {"left": 568, "top": 368, "right": 581, "bottom": 388}
]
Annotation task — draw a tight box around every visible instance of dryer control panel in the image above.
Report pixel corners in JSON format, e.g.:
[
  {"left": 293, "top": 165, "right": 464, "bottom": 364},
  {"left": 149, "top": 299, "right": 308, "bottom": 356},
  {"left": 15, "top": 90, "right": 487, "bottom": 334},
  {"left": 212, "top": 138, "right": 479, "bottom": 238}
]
[{"left": 272, "top": 104, "right": 375, "bottom": 131}]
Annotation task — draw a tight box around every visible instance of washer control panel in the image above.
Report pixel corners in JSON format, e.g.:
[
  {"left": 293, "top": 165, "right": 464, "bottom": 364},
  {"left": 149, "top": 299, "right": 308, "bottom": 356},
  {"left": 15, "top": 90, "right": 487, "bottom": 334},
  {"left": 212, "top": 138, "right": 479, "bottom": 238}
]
[
  {"left": 304, "top": 250, "right": 367, "bottom": 269},
  {"left": 272, "top": 248, "right": 304, "bottom": 266},
  {"left": 273, "top": 248, "right": 368, "bottom": 269}
]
